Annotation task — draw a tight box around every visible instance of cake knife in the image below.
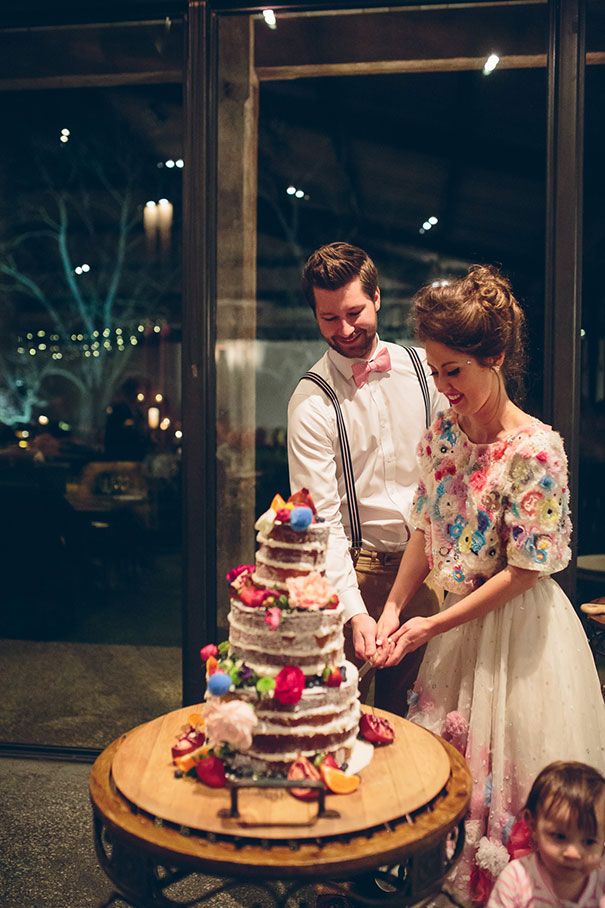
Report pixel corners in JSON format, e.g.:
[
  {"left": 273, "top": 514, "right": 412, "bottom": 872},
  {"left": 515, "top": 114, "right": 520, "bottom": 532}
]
[{"left": 358, "top": 659, "right": 376, "bottom": 681}]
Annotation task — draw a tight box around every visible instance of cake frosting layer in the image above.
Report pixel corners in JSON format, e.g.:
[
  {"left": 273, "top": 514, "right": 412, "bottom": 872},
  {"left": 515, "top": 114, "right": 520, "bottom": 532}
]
[
  {"left": 228, "top": 598, "right": 344, "bottom": 676},
  {"left": 226, "top": 661, "right": 360, "bottom": 770},
  {"left": 252, "top": 522, "right": 329, "bottom": 590}
]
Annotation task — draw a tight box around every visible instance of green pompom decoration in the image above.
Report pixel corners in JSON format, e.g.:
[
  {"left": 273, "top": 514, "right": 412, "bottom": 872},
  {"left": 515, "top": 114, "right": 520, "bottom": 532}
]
[
  {"left": 256, "top": 676, "right": 276, "bottom": 695},
  {"left": 217, "top": 640, "right": 230, "bottom": 657}
]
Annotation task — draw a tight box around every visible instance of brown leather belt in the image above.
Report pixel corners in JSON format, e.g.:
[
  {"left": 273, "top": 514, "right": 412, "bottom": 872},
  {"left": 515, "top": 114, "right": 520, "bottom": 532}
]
[{"left": 350, "top": 548, "right": 404, "bottom": 568}]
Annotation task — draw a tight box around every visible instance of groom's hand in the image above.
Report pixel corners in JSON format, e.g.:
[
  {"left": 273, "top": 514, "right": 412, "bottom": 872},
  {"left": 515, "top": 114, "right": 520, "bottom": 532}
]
[{"left": 349, "top": 613, "right": 377, "bottom": 661}]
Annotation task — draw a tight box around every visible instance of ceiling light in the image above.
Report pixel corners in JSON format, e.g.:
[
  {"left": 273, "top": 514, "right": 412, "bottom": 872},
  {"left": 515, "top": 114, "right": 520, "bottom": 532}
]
[
  {"left": 483, "top": 53, "right": 500, "bottom": 76},
  {"left": 263, "top": 9, "right": 277, "bottom": 29},
  {"left": 428, "top": 216, "right": 438, "bottom": 225}
]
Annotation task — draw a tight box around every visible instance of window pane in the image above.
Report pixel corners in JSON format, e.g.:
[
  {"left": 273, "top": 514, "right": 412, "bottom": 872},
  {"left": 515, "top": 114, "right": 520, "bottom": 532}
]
[
  {"left": 0, "top": 69, "right": 183, "bottom": 747},
  {"left": 217, "top": 4, "right": 548, "bottom": 637}
]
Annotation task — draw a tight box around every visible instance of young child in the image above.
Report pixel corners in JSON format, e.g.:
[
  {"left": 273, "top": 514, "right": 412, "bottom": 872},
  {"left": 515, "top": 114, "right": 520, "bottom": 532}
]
[{"left": 488, "top": 762, "right": 605, "bottom": 908}]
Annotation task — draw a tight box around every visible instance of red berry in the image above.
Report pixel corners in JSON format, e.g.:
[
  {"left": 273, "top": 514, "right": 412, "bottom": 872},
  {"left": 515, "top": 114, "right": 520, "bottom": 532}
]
[
  {"left": 321, "top": 753, "right": 340, "bottom": 769},
  {"left": 325, "top": 667, "right": 343, "bottom": 688},
  {"left": 195, "top": 755, "right": 226, "bottom": 788},
  {"left": 359, "top": 713, "right": 395, "bottom": 745}
]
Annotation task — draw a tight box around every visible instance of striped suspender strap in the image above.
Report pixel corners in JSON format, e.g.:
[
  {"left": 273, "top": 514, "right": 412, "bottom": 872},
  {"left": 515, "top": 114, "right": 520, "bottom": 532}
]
[
  {"left": 301, "top": 371, "right": 363, "bottom": 554},
  {"left": 402, "top": 345, "right": 431, "bottom": 430}
]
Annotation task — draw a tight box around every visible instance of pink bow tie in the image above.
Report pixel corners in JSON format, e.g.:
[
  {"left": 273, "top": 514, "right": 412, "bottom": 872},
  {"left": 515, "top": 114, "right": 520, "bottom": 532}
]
[{"left": 351, "top": 347, "right": 392, "bottom": 388}]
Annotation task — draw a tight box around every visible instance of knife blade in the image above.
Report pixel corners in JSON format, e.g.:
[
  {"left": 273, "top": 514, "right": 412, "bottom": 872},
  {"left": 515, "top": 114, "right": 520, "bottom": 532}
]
[{"left": 357, "top": 659, "right": 376, "bottom": 681}]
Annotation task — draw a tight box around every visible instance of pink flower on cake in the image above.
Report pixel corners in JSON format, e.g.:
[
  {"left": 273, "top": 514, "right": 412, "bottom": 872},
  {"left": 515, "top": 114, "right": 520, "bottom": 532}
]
[
  {"left": 239, "top": 585, "right": 275, "bottom": 608},
  {"left": 286, "top": 573, "right": 333, "bottom": 610},
  {"left": 264, "top": 607, "right": 281, "bottom": 630},
  {"left": 203, "top": 699, "right": 258, "bottom": 751},
  {"left": 275, "top": 507, "right": 292, "bottom": 523},
  {"left": 274, "top": 665, "right": 305, "bottom": 705},
  {"left": 199, "top": 643, "right": 219, "bottom": 662}
]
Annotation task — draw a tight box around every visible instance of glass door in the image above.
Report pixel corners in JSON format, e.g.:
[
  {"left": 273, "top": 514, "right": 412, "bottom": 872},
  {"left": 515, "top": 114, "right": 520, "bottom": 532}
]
[
  {"left": 215, "top": 2, "right": 549, "bottom": 640},
  {"left": 0, "top": 15, "right": 185, "bottom": 749}
]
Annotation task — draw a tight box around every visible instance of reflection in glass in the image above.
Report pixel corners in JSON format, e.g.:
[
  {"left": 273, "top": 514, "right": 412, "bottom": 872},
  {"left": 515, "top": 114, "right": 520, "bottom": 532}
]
[{"left": 0, "top": 83, "right": 183, "bottom": 747}]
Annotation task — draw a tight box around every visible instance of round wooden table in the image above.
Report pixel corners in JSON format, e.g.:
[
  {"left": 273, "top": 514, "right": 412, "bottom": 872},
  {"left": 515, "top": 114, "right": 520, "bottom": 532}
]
[{"left": 89, "top": 706, "right": 471, "bottom": 907}]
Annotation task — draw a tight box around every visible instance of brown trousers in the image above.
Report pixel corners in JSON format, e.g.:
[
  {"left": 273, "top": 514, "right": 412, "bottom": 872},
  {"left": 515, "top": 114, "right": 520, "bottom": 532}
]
[{"left": 343, "top": 550, "right": 440, "bottom": 717}]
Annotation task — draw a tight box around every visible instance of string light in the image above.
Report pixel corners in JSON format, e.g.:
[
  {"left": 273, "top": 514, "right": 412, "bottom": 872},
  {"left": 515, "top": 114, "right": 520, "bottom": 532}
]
[{"left": 14, "top": 321, "right": 171, "bottom": 360}]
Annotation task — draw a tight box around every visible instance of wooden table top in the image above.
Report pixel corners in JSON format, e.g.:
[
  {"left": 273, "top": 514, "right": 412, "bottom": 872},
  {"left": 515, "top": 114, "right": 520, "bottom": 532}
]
[{"left": 89, "top": 707, "right": 472, "bottom": 879}]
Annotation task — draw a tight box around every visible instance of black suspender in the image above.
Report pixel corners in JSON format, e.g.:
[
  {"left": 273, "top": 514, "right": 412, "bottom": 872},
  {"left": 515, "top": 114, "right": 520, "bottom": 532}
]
[
  {"left": 301, "top": 371, "right": 363, "bottom": 554},
  {"left": 300, "top": 346, "right": 431, "bottom": 556},
  {"left": 401, "top": 345, "right": 431, "bottom": 431}
]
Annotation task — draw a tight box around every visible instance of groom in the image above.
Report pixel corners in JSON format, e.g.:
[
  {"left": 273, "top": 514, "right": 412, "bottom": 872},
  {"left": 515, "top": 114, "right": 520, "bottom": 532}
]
[{"left": 287, "top": 242, "right": 444, "bottom": 716}]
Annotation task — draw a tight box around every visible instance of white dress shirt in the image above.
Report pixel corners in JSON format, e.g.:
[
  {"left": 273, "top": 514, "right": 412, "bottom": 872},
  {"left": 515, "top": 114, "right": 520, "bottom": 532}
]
[{"left": 288, "top": 338, "right": 445, "bottom": 622}]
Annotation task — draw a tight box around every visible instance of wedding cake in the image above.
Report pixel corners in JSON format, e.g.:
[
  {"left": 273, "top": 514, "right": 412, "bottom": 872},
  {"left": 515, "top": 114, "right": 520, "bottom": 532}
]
[{"left": 176, "top": 490, "right": 361, "bottom": 783}]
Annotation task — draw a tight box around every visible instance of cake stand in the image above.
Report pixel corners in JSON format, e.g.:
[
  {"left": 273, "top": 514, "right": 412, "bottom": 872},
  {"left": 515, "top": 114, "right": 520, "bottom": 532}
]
[{"left": 89, "top": 706, "right": 471, "bottom": 907}]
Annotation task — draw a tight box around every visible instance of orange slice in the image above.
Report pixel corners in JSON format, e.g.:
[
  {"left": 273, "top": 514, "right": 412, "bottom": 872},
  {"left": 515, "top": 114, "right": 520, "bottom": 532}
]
[
  {"left": 271, "top": 493, "right": 287, "bottom": 511},
  {"left": 174, "top": 744, "right": 210, "bottom": 773},
  {"left": 187, "top": 713, "right": 205, "bottom": 728},
  {"left": 319, "top": 763, "right": 360, "bottom": 795}
]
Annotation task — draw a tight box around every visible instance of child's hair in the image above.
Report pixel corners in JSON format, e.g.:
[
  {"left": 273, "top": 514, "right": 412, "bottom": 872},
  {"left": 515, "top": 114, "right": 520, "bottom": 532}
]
[{"left": 525, "top": 761, "right": 605, "bottom": 838}]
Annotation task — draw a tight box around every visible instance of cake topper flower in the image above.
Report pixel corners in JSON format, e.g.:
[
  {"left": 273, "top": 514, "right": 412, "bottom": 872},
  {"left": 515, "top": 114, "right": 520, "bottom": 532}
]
[
  {"left": 203, "top": 699, "right": 258, "bottom": 751},
  {"left": 286, "top": 573, "right": 335, "bottom": 610},
  {"left": 274, "top": 665, "right": 305, "bottom": 705}
]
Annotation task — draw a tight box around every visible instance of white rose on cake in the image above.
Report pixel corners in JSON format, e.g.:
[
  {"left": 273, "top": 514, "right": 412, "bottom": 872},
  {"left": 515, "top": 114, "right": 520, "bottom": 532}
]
[{"left": 203, "top": 699, "right": 258, "bottom": 751}]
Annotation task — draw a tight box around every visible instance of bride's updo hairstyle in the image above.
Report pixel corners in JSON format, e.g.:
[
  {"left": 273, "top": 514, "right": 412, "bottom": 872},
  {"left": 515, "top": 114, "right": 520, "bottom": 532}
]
[{"left": 413, "top": 264, "right": 527, "bottom": 401}]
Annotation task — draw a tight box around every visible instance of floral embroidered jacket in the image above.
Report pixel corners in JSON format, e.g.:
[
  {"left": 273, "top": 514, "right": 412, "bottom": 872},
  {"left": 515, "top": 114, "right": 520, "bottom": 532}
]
[{"left": 411, "top": 411, "right": 572, "bottom": 594}]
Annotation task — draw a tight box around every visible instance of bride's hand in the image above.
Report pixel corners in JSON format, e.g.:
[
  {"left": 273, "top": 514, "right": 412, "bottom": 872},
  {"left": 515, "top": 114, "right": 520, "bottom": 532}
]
[{"left": 380, "top": 616, "right": 436, "bottom": 667}]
